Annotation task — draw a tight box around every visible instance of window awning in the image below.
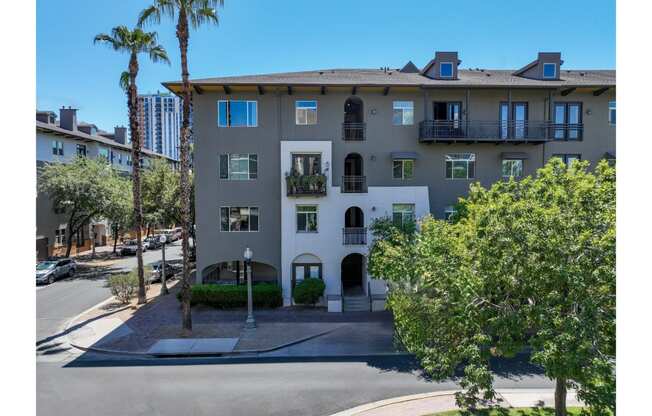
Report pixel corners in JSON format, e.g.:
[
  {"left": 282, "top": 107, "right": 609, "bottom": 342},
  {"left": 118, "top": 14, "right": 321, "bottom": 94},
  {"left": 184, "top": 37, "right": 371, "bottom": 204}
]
[
  {"left": 501, "top": 152, "right": 529, "bottom": 160},
  {"left": 391, "top": 151, "right": 419, "bottom": 160}
]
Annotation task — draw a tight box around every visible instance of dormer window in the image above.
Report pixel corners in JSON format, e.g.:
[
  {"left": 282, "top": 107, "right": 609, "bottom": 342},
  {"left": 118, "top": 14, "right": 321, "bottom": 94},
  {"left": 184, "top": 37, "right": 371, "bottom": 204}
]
[
  {"left": 543, "top": 63, "right": 556, "bottom": 79},
  {"left": 440, "top": 62, "right": 454, "bottom": 78}
]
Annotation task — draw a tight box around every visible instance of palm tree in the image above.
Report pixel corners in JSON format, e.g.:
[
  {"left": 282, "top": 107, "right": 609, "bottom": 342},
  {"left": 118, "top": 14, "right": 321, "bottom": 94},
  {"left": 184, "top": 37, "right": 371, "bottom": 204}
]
[
  {"left": 138, "top": 0, "right": 222, "bottom": 334},
  {"left": 94, "top": 26, "right": 170, "bottom": 305}
]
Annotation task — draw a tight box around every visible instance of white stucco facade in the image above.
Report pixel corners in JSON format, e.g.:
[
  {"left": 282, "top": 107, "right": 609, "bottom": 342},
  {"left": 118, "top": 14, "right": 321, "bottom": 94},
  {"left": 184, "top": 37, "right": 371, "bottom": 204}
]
[{"left": 280, "top": 140, "right": 430, "bottom": 309}]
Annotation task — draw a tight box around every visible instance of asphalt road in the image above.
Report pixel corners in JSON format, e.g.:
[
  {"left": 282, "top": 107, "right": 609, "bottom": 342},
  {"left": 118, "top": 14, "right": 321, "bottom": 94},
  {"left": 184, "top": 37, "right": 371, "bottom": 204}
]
[
  {"left": 36, "top": 241, "right": 183, "bottom": 349},
  {"left": 37, "top": 355, "right": 553, "bottom": 416}
]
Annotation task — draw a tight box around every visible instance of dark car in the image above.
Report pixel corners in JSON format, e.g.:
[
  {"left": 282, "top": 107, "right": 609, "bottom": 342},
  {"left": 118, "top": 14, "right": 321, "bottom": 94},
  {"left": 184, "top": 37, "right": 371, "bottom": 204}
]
[
  {"left": 145, "top": 235, "right": 163, "bottom": 250},
  {"left": 148, "top": 262, "right": 181, "bottom": 282},
  {"left": 36, "top": 258, "right": 76, "bottom": 285}
]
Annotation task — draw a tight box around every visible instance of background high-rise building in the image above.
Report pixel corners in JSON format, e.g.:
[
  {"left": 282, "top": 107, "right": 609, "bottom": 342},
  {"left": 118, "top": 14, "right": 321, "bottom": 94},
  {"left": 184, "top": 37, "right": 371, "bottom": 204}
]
[{"left": 137, "top": 92, "right": 182, "bottom": 161}]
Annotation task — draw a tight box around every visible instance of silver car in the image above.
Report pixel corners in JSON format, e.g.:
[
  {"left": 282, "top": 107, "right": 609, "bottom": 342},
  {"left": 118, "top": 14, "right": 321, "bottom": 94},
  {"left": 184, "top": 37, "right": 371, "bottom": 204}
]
[{"left": 36, "top": 259, "right": 76, "bottom": 285}]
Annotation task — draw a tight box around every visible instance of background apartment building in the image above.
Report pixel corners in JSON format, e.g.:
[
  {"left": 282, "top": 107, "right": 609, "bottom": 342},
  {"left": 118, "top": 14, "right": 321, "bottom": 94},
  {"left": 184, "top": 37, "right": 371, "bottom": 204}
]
[
  {"left": 163, "top": 51, "right": 616, "bottom": 312},
  {"left": 35, "top": 107, "right": 176, "bottom": 260},
  {"left": 138, "top": 92, "right": 182, "bottom": 161}
]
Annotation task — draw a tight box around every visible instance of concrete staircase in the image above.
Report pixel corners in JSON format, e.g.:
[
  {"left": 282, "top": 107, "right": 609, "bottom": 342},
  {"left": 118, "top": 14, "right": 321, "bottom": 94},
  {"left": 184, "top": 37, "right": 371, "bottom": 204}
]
[{"left": 343, "top": 295, "right": 371, "bottom": 312}]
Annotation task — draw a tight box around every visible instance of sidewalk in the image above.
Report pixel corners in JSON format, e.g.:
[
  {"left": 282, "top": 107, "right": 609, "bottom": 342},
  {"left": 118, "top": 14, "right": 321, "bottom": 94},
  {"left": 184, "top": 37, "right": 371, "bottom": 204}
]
[
  {"left": 65, "top": 282, "right": 399, "bottom": 357},
  {"left": 329, "top": 389, "right": 582, "bottom": 416}
]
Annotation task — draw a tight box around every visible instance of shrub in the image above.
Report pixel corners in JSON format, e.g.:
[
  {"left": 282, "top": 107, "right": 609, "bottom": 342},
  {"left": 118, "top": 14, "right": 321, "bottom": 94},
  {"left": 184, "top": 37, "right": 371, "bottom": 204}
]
[
  {"left": 109, "top": 271, "right": 139, "bottom": 304},
  {"left": 293, "top": 278, "right": 325, "bottom": 306},
  {"left": 181, "top": 283, "right": 283, "bottom": 309}
]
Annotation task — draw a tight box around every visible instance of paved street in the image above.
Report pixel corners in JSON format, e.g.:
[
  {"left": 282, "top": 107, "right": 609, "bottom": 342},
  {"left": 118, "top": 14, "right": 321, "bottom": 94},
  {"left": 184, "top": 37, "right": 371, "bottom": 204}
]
[
  {"left": 36, "top": 241, "right": 183, "bottom": 356},
  {"left": 37, "top": 354, "right": 553, "bottom": 416}
]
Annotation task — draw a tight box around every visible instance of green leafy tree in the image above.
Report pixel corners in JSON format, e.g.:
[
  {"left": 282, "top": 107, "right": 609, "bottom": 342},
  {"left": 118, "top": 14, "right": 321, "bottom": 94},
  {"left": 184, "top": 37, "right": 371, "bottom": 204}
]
[
  {"left": 141, "top": 158, "right": 180, "bottom": 232},
  {"left": 38, "top": 157, "right": 126, "bottom": 257},
  {"left": 94, "top": 26, "right": 170, "bottom": 304},
  {"left": 138, "top": 0, "right": 223, "bottom": 333},
  {"left": 104, "top": 175, "right": 133, "bottom": 254},
  {"left": 368, "top": 159, "right": 615, "bottom": 416}
]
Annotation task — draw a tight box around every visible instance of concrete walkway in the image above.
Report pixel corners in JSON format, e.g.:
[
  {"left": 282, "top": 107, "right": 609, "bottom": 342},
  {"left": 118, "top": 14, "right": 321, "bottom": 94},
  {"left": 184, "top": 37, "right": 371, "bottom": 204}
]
[{"left": 329, "top": 389, "right": 582, "bottom": 416}]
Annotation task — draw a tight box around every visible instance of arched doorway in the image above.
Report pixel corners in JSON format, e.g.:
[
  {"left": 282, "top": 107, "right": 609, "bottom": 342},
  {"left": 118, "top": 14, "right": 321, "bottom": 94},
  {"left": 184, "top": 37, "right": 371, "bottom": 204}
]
[
  {"left": 343, "top": 153, "right": 366, "bottom": 193},
  {"left": 341, "top": 253, "right": 364, "bottom": 295},
  {"left": 343, "top": 207, "right": 366, "bottom": 245},
  {"left": 343, "top": 97, "right": 364, "bottom": 140}
]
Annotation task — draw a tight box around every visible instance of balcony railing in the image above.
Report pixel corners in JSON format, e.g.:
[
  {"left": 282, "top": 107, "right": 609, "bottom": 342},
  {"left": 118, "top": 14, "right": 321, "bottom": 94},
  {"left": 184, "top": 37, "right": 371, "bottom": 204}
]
[
  {"left": 343, "top": 227, "right": 367, "bottom": 245},
  {"left": 342, "top": 122, "right": 366, "bottom": 141},
  {"left": 285, "top": 174, "right": 327, "bottom": 197},
  {"left": 551, "top": 123, "right": 584, "bottom": 141},
  {"left": 419, "top": 120, "right": 553, "bottom": 143},
  {"left": 341, "top": 175, "right": 367, "bottom": 193}
]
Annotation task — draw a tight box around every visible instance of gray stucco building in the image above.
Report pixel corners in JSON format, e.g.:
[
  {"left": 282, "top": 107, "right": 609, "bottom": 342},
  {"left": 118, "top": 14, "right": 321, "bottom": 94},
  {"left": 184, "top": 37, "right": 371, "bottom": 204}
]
[{"left": 163, "top": 51, "right": 616, "bottom": 312}]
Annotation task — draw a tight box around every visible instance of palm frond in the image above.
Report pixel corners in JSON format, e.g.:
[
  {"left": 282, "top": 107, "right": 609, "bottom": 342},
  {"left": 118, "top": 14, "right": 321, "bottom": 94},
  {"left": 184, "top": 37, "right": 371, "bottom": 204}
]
[
  {"left": 189, "top": 6, "right": 219, "bottom": 29},
  {"left": 149, "top": 46, "right": 171, "bottom": 65},
  {"left": 138, "top": 0, "right": 176, "bottom": 27},
  {"left": 93, "top": 33, "right": 119, "bottom": 50},
  {"left": 119, "top": 71, "right": 130, "bottom": 92}
]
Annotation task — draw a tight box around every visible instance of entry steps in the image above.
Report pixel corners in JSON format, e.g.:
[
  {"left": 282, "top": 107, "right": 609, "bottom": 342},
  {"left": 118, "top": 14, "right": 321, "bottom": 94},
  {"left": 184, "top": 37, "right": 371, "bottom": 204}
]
[{"left": 342, "top": 295, "right": 371, "bottom": 312}]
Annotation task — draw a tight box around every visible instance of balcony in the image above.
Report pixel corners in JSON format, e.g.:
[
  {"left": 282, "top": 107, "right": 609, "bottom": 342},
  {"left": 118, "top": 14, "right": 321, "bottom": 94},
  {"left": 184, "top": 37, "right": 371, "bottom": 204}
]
[
  {"left": 343, "top": 227, "right": 367, "bottom": 245},
  {"left": 342, "top": 122, "right": 366, "bottom": 141},
  {"left": 418, "top": 120, "right": 552, "bottom": 144},
  {"left": 285, "top": 174, "right": 327, "bottom": 197},
  {"left": 341, "top": 175, "right": 367, "bottom": 193}
]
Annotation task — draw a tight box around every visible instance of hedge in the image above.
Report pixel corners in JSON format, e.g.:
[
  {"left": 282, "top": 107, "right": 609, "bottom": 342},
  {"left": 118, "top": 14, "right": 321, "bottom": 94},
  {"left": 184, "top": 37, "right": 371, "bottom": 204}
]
[
  {"left": 180, "top": 283, "right": 283, "bottom": 309},
  {"left": 293, "top": 278, "right": 325, "bottom": 306}
]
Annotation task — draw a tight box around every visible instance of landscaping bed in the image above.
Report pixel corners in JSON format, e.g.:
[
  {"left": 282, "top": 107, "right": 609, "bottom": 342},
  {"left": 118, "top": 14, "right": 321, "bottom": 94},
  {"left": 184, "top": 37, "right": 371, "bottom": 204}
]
[
  {"left": 181, "top": 283, "right": 283, "bottom": 309},
  {"left": 430, "top": 408, "right": 583, "bottom": 416}
]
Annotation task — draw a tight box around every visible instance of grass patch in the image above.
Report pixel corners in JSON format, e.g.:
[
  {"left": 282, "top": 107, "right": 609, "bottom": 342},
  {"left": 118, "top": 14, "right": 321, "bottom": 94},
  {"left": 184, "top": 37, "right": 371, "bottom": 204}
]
[{"left": 430, "top": 408, "right": 583, "bottom": 416}]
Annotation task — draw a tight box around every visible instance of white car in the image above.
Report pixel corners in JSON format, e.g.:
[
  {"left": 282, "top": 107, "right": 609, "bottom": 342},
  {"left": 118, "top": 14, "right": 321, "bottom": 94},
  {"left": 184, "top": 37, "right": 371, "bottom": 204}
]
[{"left": 36, "top": 258, "right": 76, "bottom": 285}]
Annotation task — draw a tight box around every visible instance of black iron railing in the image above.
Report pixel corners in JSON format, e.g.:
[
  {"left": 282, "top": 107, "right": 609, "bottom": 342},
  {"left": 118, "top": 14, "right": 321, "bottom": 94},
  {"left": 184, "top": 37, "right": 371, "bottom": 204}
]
[
  {"left": 551, "top": 123, "right": 584, "bottom": 141},
  {"left": 285, "top": 174, "right": 327, "bottom": 197},
  {"left": 343, "top": 227, "right": 367, "bottom": 245},
  {"left": 341, "top": 175, "right": 367, "bottom": 193},
  {"left": 342, "top": 122, "right": 366, "bottom": 141},
  {"left": 418, "top": 120, "right": 553, "bottom": 142}
]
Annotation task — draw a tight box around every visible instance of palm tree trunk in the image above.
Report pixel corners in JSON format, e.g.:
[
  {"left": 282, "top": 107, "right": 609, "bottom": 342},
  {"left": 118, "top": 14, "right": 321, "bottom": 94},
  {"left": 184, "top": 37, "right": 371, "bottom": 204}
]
[
  {"left": 177, "top": 8, "right": 193, "bottom": 334},
  {"left": 128, "top": 52, "right": 146, "bottom": 305},
  {"left": 554, "top": 377, "right": 567, "bottom": 416}
]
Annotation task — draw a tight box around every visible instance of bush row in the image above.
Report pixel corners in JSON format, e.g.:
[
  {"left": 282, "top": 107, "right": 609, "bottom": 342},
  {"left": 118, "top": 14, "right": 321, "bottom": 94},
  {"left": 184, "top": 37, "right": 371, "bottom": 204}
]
[{"left": 179, "top": 283, "right": 283, "bottom": 309}]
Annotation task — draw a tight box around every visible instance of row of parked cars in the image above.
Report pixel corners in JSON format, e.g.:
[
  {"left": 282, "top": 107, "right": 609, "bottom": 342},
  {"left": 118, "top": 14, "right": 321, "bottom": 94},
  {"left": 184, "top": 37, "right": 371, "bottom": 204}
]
[{"left": 119, "top": 228, "right": 182, "bottom": 256}]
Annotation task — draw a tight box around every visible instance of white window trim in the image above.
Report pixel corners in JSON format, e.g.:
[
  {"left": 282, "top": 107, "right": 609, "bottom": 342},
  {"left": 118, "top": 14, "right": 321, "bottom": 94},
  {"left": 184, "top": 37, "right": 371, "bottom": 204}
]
[
  {"left": 445, "top": 153, "right": 476, "bottom": 180},
  {"left": 444, "top": 206, "right": 457, "bottom": 221},
  {"left": 501, "top": 159, "right": 524, "bottom": 179},
  {"left": 440, "top": 62, "right": 454, "bottom": 78},
  {"left": 393, "top": 159, "right": 414, "bottom": 180},
  {"left": 221, "top": 153, "right": 258, "bottom": 181},
  {"left": 295, "top": 100, "right": 318, "bottom": 125},
  {"left": 392, "top": 203, "right": 416, "bottom": 227},
  {"left": 219, "top": 206, "right": 260, "bottom": 232},
  {"left": 218, "top": 100, "right": 258, "bottom": 128},
  {"left": 296, "top": 205, "right": 318, "bottom": 233},
  {"left": 543, "top": 63, "right": 556, "bottom": 79},
  {"left": 392, "top": 101, "right": 414, "bottom": 126}
]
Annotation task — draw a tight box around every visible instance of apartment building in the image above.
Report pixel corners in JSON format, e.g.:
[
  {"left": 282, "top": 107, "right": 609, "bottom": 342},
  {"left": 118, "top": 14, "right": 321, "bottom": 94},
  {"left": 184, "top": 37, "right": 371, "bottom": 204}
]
[
  {"left": 138, "top": 92, "right": 182, "bottom": 161},
  {"left": 163, "top": 51, "right": 616, "bottom": 312},
  {"left": 35, "top": 107, "right": 176, "bottom": 260}
]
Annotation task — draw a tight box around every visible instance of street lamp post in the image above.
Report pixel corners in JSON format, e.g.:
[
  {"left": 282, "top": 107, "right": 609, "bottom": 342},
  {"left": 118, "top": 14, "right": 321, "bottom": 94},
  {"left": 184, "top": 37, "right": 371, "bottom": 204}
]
[
  {"left": 243, "top": 247, "right": 256, "bottom": 329},
  {"left": 160, "top": 234, "right": 168, "bottom": 296}
]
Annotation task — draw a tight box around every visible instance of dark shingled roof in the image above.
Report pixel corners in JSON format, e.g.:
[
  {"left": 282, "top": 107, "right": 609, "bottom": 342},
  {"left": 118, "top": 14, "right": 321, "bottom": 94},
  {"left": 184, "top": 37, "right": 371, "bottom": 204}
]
[
  {"left": 163, "top": 68, "right": 615, "bottom": 89},
  {"left": 35, "top": 121, "right": 173, "bottom": 160}
]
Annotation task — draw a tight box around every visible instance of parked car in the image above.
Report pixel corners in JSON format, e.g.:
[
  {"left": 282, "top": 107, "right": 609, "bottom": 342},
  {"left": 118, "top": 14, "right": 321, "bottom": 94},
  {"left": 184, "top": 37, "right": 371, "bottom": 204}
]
[
  {"left": 148, "top": 262, "right": 181, "bottom": 282},
  {"left": 144, "top": 235, "right": 162, "bottom": 249},
  {"left": 119, "top": 239, "right": 147, "bottom": 256},
  {"left": 36, "top": 258, "right": 76, "bottom": 285}
]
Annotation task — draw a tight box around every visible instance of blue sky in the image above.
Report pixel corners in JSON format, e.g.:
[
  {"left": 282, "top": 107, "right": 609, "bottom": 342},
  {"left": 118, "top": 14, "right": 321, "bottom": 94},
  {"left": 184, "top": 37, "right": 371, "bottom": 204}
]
[{"left": 37, "top": 0, "right": 615, "bottom": 130}]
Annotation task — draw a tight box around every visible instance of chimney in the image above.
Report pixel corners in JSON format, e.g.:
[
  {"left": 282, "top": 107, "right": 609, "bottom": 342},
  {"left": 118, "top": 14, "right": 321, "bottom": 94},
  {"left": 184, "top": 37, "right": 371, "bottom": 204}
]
[
  {"left": 113, "top": 126, "right": 127, "bottom": 144},
  {"left": 36, "top": 111, "right": 56, "bottom": 124},
  {"left": 59, "top": 107, "right": 78, "bottom": 131}
]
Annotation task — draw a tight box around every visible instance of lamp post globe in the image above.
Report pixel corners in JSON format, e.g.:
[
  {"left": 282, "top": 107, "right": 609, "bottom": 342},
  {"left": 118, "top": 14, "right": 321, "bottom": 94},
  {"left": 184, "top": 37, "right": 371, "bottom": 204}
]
[{"left": 243, "top": 247, "right": 256, "bottom": 329}]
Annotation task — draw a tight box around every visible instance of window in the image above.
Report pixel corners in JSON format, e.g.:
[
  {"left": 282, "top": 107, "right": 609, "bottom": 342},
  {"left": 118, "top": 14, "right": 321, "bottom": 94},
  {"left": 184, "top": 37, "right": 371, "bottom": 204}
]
[
  {"left": 296, "top": 205, "right": 318, "bottom": 233},
  {"left": 292, "top": 263, "right": 322, "bottom": 287},
  {"left": 444, "top": 206, "right": 457, "bottom": 221},
  {"left": 440, "top": 62, "right": 453, "bottom": 78},
  {"left": 220, "top": 206, "right": 259, "bottom": 232},
  {"left": 218, "top": 100, "right": 258, "bottom": 127},
  {"left": 296, "top": 100, "right": 317, "bottom": 125},
  {"left": 219, "top": 153, "right": 258, "bottom": 180},
  {"left": 54, "top": 228, "right": 66, "bottom": 246},
  {"left": 118, "top": 153, "right": 123, "bottom": 165},
  {"left": 445, "top": 153, "right": 476, "bottom": 179},
  {"left": 126, "top": 155, "right": 132, "bottom": 166},
  {"left": 392, "top": 204, "right": 415, "bottom": 228},
  {"left": 51, "top": 140, "right": 64, "bottom": 156},
  {"left": 554, "top": 102, "right": 583, "bottom": 140},
  {"left": 98, "top": 147, "right": 110, "bottom": 161},
  {"left": 291, "top": 153, "right": 321, "bottom": 175},
  {"left": 392, "top": 101, "right": 414, "bottom": 125},
  {"left": 502, "top": 159, "right": 523, "bottom": 179},
  {"left": 609, "top": 101, "right": 616, "bottom": 125},
  {"left": 393, "top": 159, "right": 414, "bottom": 179},
  {"left": 553, "top": 154, "right": 581, "bottom": 168},
  {"left": 543, "top": 63, "right": 556, "bottom": 79},
  {"left": 76, "top": 144, "right": 87, "bottom": 157}
]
